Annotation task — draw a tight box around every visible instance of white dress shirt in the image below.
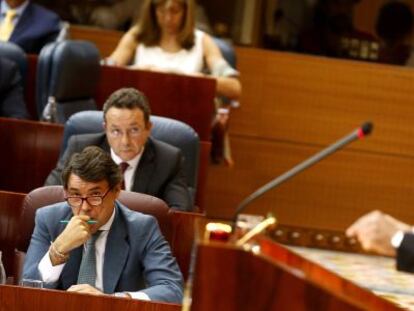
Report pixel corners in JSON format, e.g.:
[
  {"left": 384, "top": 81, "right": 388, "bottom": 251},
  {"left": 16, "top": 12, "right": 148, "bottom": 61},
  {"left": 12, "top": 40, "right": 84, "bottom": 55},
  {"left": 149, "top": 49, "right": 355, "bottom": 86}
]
[
  {"left": 38, "top": 208, "right": 149, "bottom": 300},
  {"left": 110, "top": 148, "right": 143, "bottom": 191}
]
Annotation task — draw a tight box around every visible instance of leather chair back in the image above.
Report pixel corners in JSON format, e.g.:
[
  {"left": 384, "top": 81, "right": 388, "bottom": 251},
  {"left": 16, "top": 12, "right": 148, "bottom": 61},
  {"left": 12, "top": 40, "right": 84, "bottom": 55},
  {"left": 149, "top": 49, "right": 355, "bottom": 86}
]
[
  {"left": 36, "top": 40, "right": 100, "bottom": 122},
  {"left": 61, "top": 111, "right": 200, "bottom": 202},
  {"left": 0, "top": 41, "right": 27, "bottom": 82}
]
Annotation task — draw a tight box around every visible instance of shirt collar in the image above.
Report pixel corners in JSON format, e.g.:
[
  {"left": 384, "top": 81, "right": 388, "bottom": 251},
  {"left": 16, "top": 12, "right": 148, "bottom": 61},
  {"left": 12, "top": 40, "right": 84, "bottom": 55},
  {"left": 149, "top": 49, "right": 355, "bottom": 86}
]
[
  {"left": 110, "top": 147, "right": 144, "bottom": 170},
  {"left": 1, "top": 1, "right": 29, "bottom": 17}
]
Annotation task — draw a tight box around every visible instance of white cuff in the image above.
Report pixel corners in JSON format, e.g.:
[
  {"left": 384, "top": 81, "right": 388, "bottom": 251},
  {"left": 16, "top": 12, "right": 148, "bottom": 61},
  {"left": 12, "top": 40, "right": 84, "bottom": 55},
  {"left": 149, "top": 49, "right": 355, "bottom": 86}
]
[
  {"left": 38, "top": 251, "right": 66, "bottom": 283},
  {"left": 391, "top": 230, "right": 404, "bottom": 248},
  {"left": 128, "top": 291, "right": 151, "bottom": 301}
]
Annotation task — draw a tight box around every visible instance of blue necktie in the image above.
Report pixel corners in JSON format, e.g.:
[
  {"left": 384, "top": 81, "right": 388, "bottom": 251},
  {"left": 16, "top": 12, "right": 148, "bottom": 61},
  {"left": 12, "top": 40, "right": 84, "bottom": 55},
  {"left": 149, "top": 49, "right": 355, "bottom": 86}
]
[{"left": 77, "top": 231, "right": 102, "bottom": 286}]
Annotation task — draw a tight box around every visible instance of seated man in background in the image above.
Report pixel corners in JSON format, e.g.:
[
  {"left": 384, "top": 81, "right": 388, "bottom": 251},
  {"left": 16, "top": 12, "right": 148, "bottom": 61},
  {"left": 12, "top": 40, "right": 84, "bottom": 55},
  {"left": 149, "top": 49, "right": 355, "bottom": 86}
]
[
  {"left": 23, "top": 146, "right": 183, "bottom": 302},
  {"left": 0, "top": 57, "right": 29, "bottom": 118},
  {"left": 0, "top": 0, "right": 61, "bottom": 54},
  {"left": 346, "top": 210, "right": 414, "bottom": 273},
  {"left": 45, "top": 87, "right": 192, "bottom": 212}
]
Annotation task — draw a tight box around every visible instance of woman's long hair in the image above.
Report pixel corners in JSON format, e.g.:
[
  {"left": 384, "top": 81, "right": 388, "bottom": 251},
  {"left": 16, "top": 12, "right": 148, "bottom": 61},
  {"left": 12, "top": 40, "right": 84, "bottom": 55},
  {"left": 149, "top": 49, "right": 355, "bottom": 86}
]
[{"left": 135, "top": 0, "right": 195, "bottom": 49}]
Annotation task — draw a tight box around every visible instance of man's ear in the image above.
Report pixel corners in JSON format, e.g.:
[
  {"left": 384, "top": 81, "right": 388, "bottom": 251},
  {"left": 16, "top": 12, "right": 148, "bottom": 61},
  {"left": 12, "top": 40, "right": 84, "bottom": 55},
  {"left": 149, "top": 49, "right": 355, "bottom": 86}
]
[
  {"left": 103, "top": 121, "right": 107, "bottom": 130},
  {"left": 113, "top": 184, "right": 122, "bottom": 198},
  {"left": 146, "top": 121, "right": 153, "bottom": 131}
]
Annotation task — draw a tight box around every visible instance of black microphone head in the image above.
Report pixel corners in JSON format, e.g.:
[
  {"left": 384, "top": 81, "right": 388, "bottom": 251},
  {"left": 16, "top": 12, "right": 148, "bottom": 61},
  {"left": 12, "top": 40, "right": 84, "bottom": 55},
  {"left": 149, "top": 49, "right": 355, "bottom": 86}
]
[{"left": 361, "top": 122, "right": 373, "bottom": 136}]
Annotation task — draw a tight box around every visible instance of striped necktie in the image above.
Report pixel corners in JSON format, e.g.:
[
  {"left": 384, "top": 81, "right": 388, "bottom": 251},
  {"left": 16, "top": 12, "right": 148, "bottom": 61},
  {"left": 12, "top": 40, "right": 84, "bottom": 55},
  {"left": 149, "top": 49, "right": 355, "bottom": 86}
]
[
  {"left": 77, "top": 231, "right": 102, "bottom": 286},
  {"left": 119, "top": 162, "right": 129, "bottom": 190},
  {"left": 0, "top": 9, "right": 17, "bottom": 41}
]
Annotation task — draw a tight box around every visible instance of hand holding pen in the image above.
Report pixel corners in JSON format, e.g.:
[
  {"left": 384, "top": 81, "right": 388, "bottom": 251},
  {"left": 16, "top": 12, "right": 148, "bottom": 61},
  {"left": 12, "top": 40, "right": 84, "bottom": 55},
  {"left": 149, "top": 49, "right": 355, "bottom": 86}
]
[{"left": 53, "top": 215, "right": 96, "bottom": 257}]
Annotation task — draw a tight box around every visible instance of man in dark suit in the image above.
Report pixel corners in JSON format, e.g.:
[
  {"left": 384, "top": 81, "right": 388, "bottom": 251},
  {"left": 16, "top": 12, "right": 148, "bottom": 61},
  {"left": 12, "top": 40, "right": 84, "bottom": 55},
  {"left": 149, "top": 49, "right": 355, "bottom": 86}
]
[
  {"left": 0, "top": 0, "right": 61, "bottom": 54},
  {"left": 23, "top": 146, "right": 183, "bottom": 302},
  {"left": 346, "top": 210, "right": 414, "bottom": 273},
  {"left": 0, "top": 57, "right": 29, "bottom": 118},
  {"left": 45, "top": 88, "right": 192, "bottom": 212}
]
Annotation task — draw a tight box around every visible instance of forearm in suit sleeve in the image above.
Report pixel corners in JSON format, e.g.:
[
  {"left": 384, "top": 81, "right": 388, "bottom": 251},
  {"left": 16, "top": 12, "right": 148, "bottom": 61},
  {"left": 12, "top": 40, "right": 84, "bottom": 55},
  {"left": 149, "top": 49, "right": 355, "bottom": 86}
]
[
  {"left": 397, "top": 233, "right": 414, "bottom": 273},
  {"left": 162, "top": 152, "right": 193, "bottom": 212}
]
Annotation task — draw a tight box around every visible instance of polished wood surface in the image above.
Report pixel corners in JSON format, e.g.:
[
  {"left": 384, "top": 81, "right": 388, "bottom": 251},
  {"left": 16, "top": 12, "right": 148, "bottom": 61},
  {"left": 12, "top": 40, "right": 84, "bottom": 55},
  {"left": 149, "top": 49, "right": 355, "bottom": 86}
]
[
  {"left": 0, "top": 191, "right": 25, "bottom": 282},
  {"left": 0, "top": 118, "right": 63, "bottom": 193},
  {"left": 205, "top": 48, "right": 414, "bottom": 230},
  {"left": 0, "top": 285, "right": 181, "bottom": 311},
  {"left": 69, "top": 25, "right": 123, "bottom": 58},
  {"left": 190, "top": 238, "right": 402, "bottom": 311}
]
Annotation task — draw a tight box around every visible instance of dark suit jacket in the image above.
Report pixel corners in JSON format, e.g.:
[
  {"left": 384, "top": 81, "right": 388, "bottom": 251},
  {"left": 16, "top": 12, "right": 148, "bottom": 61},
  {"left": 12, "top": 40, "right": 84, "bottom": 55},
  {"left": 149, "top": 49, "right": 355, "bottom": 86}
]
[
  {"left": 22, "top": 201, "right": 183, "bottom": 303},
  {"left": 397, "top": 233, "right": 414, "bottom": 273},
  {"left": 45, "top": 133, "right": 192, "bottom": 211},
  {"left": 3, "top": 1, "right": 61, "bottom": 54},
  {"left": 0, "top": 57, "right": 29, "bottom": 118}
]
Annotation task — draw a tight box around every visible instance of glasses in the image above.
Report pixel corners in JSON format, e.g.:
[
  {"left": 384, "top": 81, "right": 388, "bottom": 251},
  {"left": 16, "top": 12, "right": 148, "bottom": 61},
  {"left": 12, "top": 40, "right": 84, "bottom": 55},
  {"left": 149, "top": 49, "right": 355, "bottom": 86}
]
[
  {"left": 65, "top": 188, "right": 111, "bottom": 208},
  {"left": 107, "top": 127, "right": 144, "bottom": 138}
]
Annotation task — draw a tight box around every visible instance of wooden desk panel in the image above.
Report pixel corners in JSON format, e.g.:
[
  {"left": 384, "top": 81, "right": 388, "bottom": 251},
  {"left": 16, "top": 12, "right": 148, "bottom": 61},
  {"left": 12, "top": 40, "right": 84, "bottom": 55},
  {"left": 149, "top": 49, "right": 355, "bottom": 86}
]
[
  {"left": 0, "top": 118, "right": 63, "bottom": 193},
  {"left": 0, "top": 191, "right": 25, "bottom": 282},
  {"left": 0, "top": 285, "right": 181, "bottom": 311},
  {"left": 206, "top": 48, "right": 414, "bottom": 223},
  {"left": 233, "top": 48, "right": 414, "bottom": 157},
  {"left": 190, "top": 239, "right": 403, "bottom": 311},
  {"left": 206, "top": 135, "right": 414, "bottom": 227}
]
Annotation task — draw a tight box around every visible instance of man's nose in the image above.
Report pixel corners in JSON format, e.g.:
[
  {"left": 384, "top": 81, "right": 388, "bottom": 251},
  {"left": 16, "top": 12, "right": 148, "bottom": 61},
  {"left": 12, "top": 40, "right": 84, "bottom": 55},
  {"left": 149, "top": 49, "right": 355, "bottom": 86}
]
[
  {"left": 120, "top": 132, "right": 131, "bottom": 144},
  {"left": 80, "top": 199, "right": 92, "bottom": 212}
]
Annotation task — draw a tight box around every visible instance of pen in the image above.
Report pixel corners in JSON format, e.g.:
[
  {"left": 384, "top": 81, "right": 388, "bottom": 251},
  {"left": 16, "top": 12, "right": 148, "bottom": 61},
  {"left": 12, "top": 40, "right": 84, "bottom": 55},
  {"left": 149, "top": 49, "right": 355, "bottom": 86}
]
[{"left": 59, "top": 220, "right": 98, "bottom": 224}]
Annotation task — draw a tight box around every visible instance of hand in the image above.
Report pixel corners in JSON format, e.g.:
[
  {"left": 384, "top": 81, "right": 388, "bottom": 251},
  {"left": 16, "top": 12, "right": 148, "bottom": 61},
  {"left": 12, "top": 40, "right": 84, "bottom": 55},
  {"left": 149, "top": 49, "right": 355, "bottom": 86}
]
[
  {"left": 54, "top": 215, "right": 92, "bottom": 254},
  {"left": 67, "top": 284, "right": 104, "bottom": 296},
  {"left": 346, "top": 210, "right": 411, "bottom": 256}
]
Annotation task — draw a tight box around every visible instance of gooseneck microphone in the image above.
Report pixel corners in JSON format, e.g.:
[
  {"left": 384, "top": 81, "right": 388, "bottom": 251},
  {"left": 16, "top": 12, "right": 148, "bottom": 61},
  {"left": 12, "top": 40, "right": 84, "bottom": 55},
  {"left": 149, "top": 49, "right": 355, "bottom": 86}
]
[{"left": 232, "top": 122, "right": 373, "bottom": 229}]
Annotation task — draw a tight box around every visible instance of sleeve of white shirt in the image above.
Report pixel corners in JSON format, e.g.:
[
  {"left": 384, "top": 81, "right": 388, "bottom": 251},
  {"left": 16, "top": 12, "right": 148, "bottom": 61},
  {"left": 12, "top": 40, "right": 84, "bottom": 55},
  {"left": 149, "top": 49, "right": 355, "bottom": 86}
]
[
  {"left": 38, "top": 251, "right": 66, "bottom": 283},
  {"left": 127, "top": 291, "right": 151, "bottom": 300}
]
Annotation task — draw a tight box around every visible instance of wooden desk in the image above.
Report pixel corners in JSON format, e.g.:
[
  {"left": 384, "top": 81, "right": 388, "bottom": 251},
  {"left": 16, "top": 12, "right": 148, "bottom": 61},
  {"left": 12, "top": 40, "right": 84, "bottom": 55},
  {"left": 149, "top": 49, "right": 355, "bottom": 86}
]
[
  {"left": 0, "top": 285, "right": 181, "bottom": 311},
  {"left": 190, "top": 235, "right": 405, "bottom": 311}
]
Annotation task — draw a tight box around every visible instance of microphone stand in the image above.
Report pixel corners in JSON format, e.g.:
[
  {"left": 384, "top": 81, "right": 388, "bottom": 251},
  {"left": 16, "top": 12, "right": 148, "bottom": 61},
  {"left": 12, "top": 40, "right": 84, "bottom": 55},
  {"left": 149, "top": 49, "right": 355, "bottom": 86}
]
[{"left": 232, "top": 122, "right": 373, "bottom": 231}]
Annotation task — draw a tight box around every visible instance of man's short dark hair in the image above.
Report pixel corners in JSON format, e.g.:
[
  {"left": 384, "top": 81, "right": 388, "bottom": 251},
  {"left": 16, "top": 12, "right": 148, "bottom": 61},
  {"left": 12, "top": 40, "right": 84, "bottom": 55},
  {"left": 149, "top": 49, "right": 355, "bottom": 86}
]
[
  {"left": 103, "top": 87, "right": 151, "bottom": 123},
  {"left": 62, "top": 146, "right": 122, "bottom": 189}
]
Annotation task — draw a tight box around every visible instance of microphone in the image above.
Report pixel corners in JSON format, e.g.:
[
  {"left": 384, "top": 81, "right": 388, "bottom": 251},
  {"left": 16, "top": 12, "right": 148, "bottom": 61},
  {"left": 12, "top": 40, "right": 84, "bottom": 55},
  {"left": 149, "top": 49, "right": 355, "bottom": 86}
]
[{"left": 232, "top": 122, "right": 373, "bottom": 230}]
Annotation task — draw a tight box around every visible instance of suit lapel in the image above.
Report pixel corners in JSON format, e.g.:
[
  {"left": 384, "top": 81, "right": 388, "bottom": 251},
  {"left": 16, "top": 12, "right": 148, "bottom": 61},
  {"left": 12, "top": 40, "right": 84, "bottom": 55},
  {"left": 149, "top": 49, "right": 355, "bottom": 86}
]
[
  {"left": 103, "top": 204, "right": 129, "bottom": 294},
  {"left": 9, "top": 3, "right": 32, "bottom": 41},
  {"left": 132, "top": 138, "right": 156, "bottom": 193}
]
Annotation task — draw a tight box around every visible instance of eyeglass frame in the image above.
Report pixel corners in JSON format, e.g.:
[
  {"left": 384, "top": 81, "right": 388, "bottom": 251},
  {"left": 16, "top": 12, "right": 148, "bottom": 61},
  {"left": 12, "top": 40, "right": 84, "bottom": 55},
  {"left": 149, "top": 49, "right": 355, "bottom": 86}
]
[{"left": 65, "top": 187, "right": 112, "bottom": 208}]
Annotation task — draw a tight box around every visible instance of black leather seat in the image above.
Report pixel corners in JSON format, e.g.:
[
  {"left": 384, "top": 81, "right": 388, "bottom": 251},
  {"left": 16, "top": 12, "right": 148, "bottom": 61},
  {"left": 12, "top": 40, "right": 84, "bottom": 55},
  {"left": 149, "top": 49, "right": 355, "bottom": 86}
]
[{"left": 36, "top": 40, "right": 100, "bottom": 122}]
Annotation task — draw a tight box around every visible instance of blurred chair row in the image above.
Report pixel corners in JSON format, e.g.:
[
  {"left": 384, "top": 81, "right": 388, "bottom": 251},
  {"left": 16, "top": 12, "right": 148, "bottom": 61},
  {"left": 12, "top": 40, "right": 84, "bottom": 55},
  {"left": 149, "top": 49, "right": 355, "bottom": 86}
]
[
  {"left": 0, "top": 39, "right": 100, "bottom": 122},
  {"left": 0, "top": 186, "right": 200, "bottom": 285}
]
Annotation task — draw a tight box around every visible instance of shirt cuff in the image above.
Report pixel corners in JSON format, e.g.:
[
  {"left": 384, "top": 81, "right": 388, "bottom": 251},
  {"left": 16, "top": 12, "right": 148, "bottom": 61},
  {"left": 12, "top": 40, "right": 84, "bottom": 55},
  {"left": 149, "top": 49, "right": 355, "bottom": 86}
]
[
  {"left": 38, "top": 250, "right": 66, "bottom": 283},
  {"left": 391, "top": 231, "right": 405, "bottom": 248},
  {"left": 128, "top": 291, "right": 151, "bottom": 301}
]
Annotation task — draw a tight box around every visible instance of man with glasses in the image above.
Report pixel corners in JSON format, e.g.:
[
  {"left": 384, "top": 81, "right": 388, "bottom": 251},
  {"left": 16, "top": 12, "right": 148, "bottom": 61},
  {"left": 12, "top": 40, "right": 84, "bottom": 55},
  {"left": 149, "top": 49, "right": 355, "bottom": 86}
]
[
  {"left": 45, "top": 87, "right": 192, "bottom": 211},
  {"left": 23, "top": 146, "right": 183, "bottom": 301}
]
